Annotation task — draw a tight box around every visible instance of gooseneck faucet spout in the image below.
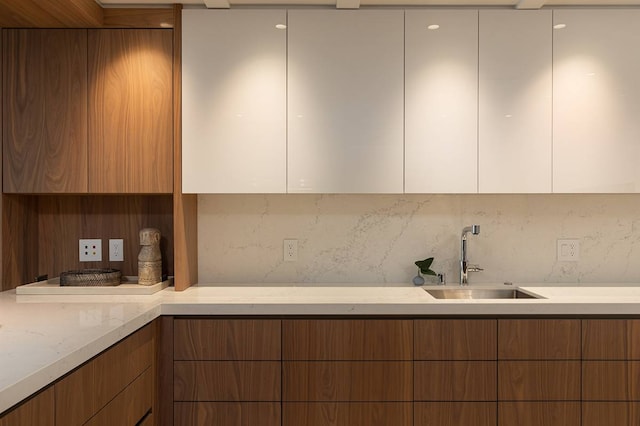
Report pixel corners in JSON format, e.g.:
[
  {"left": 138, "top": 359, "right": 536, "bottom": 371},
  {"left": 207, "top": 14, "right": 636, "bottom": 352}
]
[{"left": 460, "top": 225, "right": 482, "bottom": 285}]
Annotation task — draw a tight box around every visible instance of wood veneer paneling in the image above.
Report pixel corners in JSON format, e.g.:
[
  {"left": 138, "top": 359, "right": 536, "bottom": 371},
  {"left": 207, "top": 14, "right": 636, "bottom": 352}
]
[
  {"left": 414, "top": 361, "right": 496, "bottom": 401},
  {"left": 157, "top": 316, "right": 174, "bottom": 426},
  {"left": 414, "top": 402, "right": 496, "bottom": 426},
  {"left": 583, "top": 319, "right": 640, "bottom": 360},
  {"left": 582, "top": 402, "right": 640, "bottom": 426},
  {"left": 415, "top": 320, "right": 496, "bottom": 360},
  {"left": 583, "top": 361, "right": 640, "bottom": 401},
  {"left": 498, "top": 402, "right": 580, "bottom": 426},
  {"left": 84, "top": 369, "right": 152, "bottom": 426},
  {"left": 498, "top": 361, "right": 580, "bottom": 401},
  {"left": 283, "top": 319, "right": 412, "bottom": 360},
  {"left": 88, "top": 29, "right": 173, "bottom": 193},
  {"left": 174, "top": 319, "right": 281, "bottom": 360},
  {"left": 55, "top": 324, "right": 153, "bottom": 426},
  {"left": 103, "top": 8, "right": 174, "bottom": 28},
  {"left": 0, "top": 0, "right": 102, "bottom": 27},
  {"left": 1, "top": 195, "right": 38, "bottom": 289},
  {"left": 174, "top": 402, "right": 281, "bottom": 426},
  {"left": 0, "top": 387, "right": 54, "bottom": 426},
  {"left": 498, "top": 319, "right": 580, "bottom": 359},
  {"left": 283, "top": 361, "right": 412, "bottom": 402},
  {"left": 173, "top": 361, "right": 281, "bottom": 402},
  {"left": 283, "top": 402, "right": 412, "bottom": 426},
  {"left": 3, "top": 29, "right": 88, "bottom": 193}
]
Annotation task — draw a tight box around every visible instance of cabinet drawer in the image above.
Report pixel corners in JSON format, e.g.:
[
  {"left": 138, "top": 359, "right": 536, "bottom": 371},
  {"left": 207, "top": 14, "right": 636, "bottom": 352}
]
[
  {"left": 283, "top": 361, "right": 412, "bottom": 401},
  {"left": 283, "top": 319, "right": 411, "bottom": 360},
  {"left": 498, "top": 402, "right": 580, "bottom": 426},
  {"left": 583, "top": 361, "right": 640, "bottom": 400},
  {"left": 174, "top": 319, "right": 281, "bottom": 360},
  {"left": 498, "top": 361, "right": 580, "bottom": 401},
  {"left": 174, "top": 361, "right": 281, "bottom": 401},
  {"left": 582, "top": 402, "right": 640, "bottom": 426},
  {"left": 84, "top": 369, "right": 152, "bottom": 426},
  {"left": 583, "top": 320, "right": 640, "bottom": 360},
  {"left": 174, "top": 402, "right": 281, "bottom": 426},
  {"left": 415, "top": 320, "right": 496, "bottom": 360},
  {"left": 498, "top": 320, "right": 580, "bottom": 360},
  {"left": 283, "top": 402, "right": 412, "bottom": 426},
  {"left": 55, "top": 324, "right": 153, "bottom": 426},
  {"left": 415, "top": 361, "right": 496, "bottom": 401},
  {"left": 0, "top": 387, "right": 54, "bottom": 426},
  {"left": 415, "top": 402, "right": 496, "bottom": 426}
]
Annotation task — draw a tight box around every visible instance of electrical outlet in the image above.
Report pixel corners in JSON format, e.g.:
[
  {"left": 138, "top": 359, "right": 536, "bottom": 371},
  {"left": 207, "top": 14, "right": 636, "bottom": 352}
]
[
  {"left": 109, "top": 239, "right": 124, "bottom": 262},
  {"left": 79, "top": 239, "right": 102, "bottom": 262},
  {"left": 557, "top": 239, "right": 580, "bottom": 262},
  {"left": 284, "top": 239, "right": 298, "bottom": 262}
]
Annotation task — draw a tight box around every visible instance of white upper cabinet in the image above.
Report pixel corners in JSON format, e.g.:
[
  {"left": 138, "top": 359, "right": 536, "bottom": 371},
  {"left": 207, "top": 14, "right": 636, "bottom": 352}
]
[
  {"left": 181, "top": 10, "right": 287, "bottom": 193},
  {"left": 287, "top": 10, "right": 404, "bottom": 193},
  {"left": 553, "top": 10, "right": 640, "bottom": 193},
  {"left": 405, "top": 10, "right": 478, "bottom": 193},
  {"left": 478, "top": 10, "right": 553, "bottom": 193}
]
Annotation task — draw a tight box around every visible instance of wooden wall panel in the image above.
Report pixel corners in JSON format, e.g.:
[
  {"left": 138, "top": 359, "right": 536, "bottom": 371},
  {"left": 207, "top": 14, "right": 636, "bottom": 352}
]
[
  {"left": 283, "top": 402, "right": 412, "bottom": 426},
  {"left": 0, "top": 387, "right": 54, "bottom": 426},
  {"left": 157, "top": 316, "right": 174, "bottom": 426},
  {"left": 3, "top": 29, "right": 88, "bottom": 193},
  {"left": 415, "top": 320, "right": 496, "bottom": 360},
  {"left": 174, "top": 402, "right": 280, "bottom": 426},
  {"left": 0, "top": 0, "right": 102, "bottom": 27},
  {"left": 498, "top": 320, "right": 581, "bottom": 359},
  {"left": 103, "top": 8, "right": 174, "bottom": 28},
  {"left": 2, "top": 195, "right": 38, "bottom": 289},
  {"left": 88, "top": 29, "right": 173, "bottom": 193}
]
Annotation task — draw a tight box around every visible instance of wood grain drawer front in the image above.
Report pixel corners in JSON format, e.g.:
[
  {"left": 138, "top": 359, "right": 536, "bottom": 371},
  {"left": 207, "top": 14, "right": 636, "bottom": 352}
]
[
  {"left": 583, "top": 320, "right": 640, "bottom": 360},
  {"left": 174, "top": 361, "right": 281, "bottom": 402},
  {"left": 583, "top": 361, "right": 640, "bottom": 401},
  {"left": 415, "top": 402, "right": 497, "bottom": 426},
  {"left": 498, "top": 402, "right": 580, "bottom": 426},
  {"left": 415, "top": 361, "right": 497, "bottom": 401},
  {"left": 415, "top": 320, "right": 497, "bottom": 360},
  {"left": 55, "top": 324, "right": 153, "bottom": 426},
  {"left": 0, "top": 387, "right": 54, "bottom": 426},
  {"left": 174, "top": 402, "right": 281, "bottom": 426},
  {"left": 283, "top": 361, "right": 412, "bottom": 402},
  {"left": 174, "top": 319, "right": 281, "bottom": 360},
  {"left": 283, "top": 402, "right": 412, "bottom": 426},
  {"left": 583, "top": 402, "right": 640, "bottom": 426},
  {"left": 498, "top": 361, "right": 580, "bottom": 401},
  {"left": 498, "top": 319, "right": 580, "bottom": 360},
  {"left": 283, "top": 319, "right": 412, "bottom": 360},
  {"left": 84, "top": 369, "right": 152, "bottom": 426}
]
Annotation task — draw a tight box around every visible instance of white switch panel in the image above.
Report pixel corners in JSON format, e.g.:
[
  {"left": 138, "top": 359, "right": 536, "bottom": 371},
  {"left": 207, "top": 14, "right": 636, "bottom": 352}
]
[
  {"left": 109, "top": 239, "right": 124, "bottom": 262},
  {"left": 557, "top": 239, "right": 580, "bottom": 262},
  {"left": 79, "top": 239, "right": 102, "bottom": 262}
]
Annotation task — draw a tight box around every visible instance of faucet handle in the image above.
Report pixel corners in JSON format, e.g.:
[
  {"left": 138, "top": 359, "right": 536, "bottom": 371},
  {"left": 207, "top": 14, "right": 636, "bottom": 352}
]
[{"left": 467, "top": 265, "right": 483, "bottom": 272}]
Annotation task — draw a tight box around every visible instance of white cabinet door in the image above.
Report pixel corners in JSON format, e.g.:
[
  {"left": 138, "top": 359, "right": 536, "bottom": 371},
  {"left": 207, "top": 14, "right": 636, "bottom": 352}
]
[
  {"left": 182, "top": 10, "right": 287, "bottom": 193},
  {"left": 553, "top": 10, "right": 640, "bottom": 193},
  {"left": 478, "top": 10, "right": 552, "bottom": 193},
  {"left": 287, "top": 10, "right": 404, "bottom": 193},
  {"left": 405, "top": 10, "right": 478, "bottom": 193}
]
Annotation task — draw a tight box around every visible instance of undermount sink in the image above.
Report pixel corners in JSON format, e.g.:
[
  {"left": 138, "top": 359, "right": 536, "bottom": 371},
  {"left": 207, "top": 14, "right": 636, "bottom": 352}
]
[{"left": 425, "top": 288, "right": 540, "bottom": 300}]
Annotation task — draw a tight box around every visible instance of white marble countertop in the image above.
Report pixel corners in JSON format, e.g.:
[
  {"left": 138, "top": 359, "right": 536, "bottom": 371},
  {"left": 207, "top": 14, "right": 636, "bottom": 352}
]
[{"left": 3, "top": 282, "right": 640, "bottom": 414}]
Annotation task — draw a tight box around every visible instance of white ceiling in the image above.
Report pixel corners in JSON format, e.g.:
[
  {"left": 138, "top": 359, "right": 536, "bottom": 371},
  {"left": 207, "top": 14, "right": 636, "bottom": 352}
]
[{"left": 98, "top": 0, "right": 640, "bottom": 7}]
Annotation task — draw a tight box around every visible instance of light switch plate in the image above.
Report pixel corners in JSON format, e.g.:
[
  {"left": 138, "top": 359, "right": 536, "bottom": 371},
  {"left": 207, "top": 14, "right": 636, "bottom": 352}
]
[
  {"left": 79, "top": 239, "right": 102, "bottom": 262},
  {"left": 557, "top": 239, "right": 580, "bottom": 262},
  {"left": 109, "top": 239, "right": 124, "bottom": 262}
]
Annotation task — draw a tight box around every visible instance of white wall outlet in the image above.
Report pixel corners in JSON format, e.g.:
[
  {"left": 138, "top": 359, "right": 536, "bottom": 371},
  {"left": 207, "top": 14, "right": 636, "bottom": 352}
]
[
  {"left": 557, "top": 239, "right": 580, "bottom": 262},
  {"left": 109, "top": 239, "right": 124, "bottom": 262},
  {"left": 79, "top": 239, "right": 102, "bottom": 262},
  {"left": 284, "top": 239, "right": 298, "bottom": 262}
]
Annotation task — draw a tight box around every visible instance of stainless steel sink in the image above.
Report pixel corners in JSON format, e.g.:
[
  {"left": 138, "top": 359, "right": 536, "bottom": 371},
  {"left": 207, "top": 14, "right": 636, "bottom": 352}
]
[{"left": 425, "top": 288, "right": 540, "bottom": 299}]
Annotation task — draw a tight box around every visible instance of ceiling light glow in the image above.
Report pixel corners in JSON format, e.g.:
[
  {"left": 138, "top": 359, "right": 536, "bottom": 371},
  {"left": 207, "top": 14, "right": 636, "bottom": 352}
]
[
  {"left": 553, "top": 23, "right": 567, "bottom": 29},
  {"left": 275, "top": 24, "right": 287, "bottom": 30},
  {"left": 427, "top": 24, "right": 440, "bottom": 30}
]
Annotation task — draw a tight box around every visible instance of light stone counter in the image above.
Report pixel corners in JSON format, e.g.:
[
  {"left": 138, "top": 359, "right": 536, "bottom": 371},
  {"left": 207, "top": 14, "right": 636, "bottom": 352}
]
[{"left": 3, "top": 283, "right": 640, "bottom": 414}]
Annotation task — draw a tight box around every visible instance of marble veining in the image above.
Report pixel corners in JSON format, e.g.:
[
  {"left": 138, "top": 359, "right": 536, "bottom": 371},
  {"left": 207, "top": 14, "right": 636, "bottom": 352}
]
[{"left": 198, "top": 194, "right": 640, "bottom": 284}]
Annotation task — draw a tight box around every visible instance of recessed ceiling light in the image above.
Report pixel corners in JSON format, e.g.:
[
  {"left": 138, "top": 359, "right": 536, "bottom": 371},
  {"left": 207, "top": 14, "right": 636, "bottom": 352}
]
[
  {"left": 427, "top": 24, "right": 440, "bottom": 30},
  {"left": 275, "top": 24, "right": 287, "bottom": 30},
  {"left": 553, "top": 23, "right": 567, "bottom": 30}
]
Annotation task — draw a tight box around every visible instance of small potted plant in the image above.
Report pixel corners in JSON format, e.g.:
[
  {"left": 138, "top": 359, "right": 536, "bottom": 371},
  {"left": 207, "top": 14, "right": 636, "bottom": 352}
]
[{"left": 413, "top": 257, "right": 438, "bottom": 286}]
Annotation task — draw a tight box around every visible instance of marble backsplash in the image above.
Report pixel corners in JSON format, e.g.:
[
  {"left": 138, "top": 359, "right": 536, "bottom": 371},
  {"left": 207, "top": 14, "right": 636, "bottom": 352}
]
[{"left": 198, "top": 194, "right": 640, "bottom": 285}]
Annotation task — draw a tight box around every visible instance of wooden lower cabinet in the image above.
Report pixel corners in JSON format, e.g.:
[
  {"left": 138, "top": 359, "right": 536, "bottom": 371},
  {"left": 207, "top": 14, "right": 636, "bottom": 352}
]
[
  {"left": 0, "top": 387, "right": 54, "bottom": 426},
  {"left": 583, "top": 361, "right": 640, "bottom": 400},
  {"left": 498, "top": 402, "right": 580, "bottom": 426},
  {"left": 582, "top": 402, "right": 640, "bottom": 426},
  {"left": 283, "top": 402, "right": 412, "bottom": 426},
  {"left": 498, "top": 360, "right": 581, "bottom": 400},
  {"left": 174, "top": 402, "right": 280, "bottom": 426},
  {"left": 415, "top": 361, "right": 496, "bottom": 401},
  {"left": 415, "top": 402, "right": 496, "bottom": 426}
]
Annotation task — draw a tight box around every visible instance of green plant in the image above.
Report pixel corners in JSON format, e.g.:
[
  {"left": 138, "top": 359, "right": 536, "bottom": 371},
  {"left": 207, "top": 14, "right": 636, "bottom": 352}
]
[{"left": 415, "top": 257, "right": 436, "bottom": 276}]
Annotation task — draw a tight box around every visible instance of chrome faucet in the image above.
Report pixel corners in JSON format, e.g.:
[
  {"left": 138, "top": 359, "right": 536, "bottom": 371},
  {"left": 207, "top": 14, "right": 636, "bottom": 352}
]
[{"left": 460, "top": 225, "right": 482, "bottom": 285}]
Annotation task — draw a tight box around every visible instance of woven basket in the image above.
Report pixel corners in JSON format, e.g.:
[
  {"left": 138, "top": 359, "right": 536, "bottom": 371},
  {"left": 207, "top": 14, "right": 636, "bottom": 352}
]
[{"left": 60, "top": 269, "right": 122, "bottom": 287}]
